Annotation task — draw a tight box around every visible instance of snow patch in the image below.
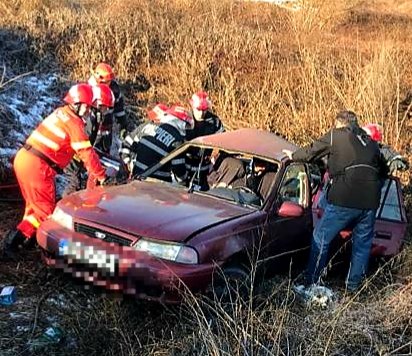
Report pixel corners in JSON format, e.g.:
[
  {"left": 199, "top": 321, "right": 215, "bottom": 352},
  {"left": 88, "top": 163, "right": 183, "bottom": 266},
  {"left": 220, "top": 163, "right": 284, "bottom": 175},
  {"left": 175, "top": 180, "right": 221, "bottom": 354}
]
[
  {"left": 15, "top": 325, "right": 31, "bottom": 333},
  {"left": 47, "top": 294, "right": 69, "bottom": 309},
  {"left": 0, "top": 74, "right": 59, "bottom": 154}
]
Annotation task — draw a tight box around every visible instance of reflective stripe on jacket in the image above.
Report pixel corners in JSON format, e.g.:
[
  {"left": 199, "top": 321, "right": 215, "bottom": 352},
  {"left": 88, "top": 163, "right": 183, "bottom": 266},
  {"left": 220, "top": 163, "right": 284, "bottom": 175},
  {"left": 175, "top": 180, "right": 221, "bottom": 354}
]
[{"left": 26, "top": 106, "right": 105, "bottom": 180}]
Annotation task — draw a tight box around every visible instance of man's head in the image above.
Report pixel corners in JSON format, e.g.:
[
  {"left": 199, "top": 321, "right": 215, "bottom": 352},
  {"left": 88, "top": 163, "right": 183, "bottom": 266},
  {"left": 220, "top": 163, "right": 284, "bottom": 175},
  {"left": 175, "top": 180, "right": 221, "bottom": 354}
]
[
  {"left": 147, "top": 103, "right": 169, "bottom": 123},
  {"left": 166, "top": 104, "right": 195, "bottom": 131},
  {"left": 362, "top": 123, "right": 383, "bottom": 142},
  {"left": 64, "top": 83, "right": 94, "bottom": 119},
  {"left": 92, "top": 84, "right": 115, "bottom": 115},
  {"left": 335, "top": 110, "right": 358, "bottom": 129},
  {"left": 92, "top": 63, "right": 115, "bottom": 85},
  {"left": 254, "top": 159, "right": 267, "bottom": 174},
  {"left": 253, "top": 158, "right": 277, "bottom": 175},
  {"left": 189, "top": 91, "right": 211, "bottom": 121}
]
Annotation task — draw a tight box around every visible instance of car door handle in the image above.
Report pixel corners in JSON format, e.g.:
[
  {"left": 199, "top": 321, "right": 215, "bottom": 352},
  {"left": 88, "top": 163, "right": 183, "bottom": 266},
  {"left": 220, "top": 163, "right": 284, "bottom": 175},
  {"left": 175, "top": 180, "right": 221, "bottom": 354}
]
[{"left": 375, "top": 232, "right": 392, "bottom": 240}]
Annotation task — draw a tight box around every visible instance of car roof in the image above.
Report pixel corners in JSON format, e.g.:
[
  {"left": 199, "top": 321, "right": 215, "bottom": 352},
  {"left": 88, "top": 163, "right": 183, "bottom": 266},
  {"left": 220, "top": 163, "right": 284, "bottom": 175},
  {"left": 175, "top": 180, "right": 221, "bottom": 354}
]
[{"left": 191, "top": 128, "right": 298, "bottom": 161}]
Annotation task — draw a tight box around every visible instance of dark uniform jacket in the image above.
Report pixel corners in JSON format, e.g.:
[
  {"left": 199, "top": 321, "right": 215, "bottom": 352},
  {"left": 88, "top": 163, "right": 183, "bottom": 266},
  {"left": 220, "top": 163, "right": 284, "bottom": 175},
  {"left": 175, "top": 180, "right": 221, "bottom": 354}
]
[
  {"left": 131, "top": 123, "right": 186, "bottom": 182},
  {"left": 185, "top": 111, "right": 224, "bottom": 190},
  {"left": 87, "top": 80, "right": 128, "bottom": 153},
  {"left": 292, "top": 126, "right": 388, "bottom": 210},
  {"left": 119, "top": 121, "right": 158, "bottom": 169}
]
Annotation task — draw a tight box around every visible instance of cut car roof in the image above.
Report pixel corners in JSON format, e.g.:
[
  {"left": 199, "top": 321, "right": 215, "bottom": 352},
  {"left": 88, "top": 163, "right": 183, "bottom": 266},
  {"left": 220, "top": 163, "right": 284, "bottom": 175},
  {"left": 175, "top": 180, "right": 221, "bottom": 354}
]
[{"left": 191, "top": 128, "right": 298, "bottom": 161}]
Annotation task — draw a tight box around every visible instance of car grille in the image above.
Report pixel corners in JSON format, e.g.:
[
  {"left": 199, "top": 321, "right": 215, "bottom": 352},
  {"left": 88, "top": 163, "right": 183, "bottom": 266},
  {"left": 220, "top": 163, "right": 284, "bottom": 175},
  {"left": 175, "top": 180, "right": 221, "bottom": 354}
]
[{"left": 74, "top": 223, "right": 132, "bottom": 246}]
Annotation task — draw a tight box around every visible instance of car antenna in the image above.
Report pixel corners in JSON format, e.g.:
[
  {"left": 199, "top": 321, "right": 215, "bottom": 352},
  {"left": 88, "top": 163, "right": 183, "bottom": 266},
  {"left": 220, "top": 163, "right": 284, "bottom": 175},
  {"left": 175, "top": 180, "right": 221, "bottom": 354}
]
[{"left": 188, "top": 148, "right": 205, "bottom": 193}]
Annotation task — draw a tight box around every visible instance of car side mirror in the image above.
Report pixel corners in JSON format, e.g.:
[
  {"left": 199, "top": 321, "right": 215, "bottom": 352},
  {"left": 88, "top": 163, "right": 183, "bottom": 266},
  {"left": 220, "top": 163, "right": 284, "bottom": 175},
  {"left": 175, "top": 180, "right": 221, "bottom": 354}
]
[{"left": 278, "top": 201, "right": 304, "bottom": 218}]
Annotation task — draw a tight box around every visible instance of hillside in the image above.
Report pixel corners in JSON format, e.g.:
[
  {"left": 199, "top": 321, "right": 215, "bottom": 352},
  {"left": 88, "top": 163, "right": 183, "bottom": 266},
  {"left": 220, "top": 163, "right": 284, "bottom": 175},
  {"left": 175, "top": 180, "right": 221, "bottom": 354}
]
[{"left": 0, "top": 0, "right": 412, "bottom": 355}]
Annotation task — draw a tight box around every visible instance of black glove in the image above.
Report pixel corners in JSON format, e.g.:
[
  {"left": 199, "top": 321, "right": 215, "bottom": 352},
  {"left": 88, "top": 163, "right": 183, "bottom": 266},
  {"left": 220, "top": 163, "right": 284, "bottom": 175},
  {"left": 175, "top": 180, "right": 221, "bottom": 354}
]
[
  {"left": 98, "top": 176, "right": 117, "bottom": 186},
  {"left": 389, "top": 158, "right": 409, "bottom": 174}
]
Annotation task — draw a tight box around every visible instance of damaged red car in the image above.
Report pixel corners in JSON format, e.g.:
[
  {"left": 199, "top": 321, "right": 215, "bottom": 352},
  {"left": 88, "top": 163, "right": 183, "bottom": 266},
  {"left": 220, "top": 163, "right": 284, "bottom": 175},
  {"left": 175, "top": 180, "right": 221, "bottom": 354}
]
[{"left": 36, "top": 129, "right": 408, "bottom": 302}]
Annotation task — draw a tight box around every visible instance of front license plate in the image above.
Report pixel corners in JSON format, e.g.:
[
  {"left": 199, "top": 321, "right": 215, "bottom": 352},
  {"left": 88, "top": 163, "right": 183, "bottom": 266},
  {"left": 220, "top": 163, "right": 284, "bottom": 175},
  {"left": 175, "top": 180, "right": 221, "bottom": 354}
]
[{"left": 58, "top": 239, "right": 118, "bottom": 274}]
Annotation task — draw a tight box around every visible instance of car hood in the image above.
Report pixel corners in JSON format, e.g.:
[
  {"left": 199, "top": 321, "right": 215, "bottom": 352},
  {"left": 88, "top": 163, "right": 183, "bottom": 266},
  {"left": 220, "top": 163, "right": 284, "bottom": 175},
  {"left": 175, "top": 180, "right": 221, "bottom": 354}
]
[{"left": 59, "top": 180, "right": 254, "bottom": 242}]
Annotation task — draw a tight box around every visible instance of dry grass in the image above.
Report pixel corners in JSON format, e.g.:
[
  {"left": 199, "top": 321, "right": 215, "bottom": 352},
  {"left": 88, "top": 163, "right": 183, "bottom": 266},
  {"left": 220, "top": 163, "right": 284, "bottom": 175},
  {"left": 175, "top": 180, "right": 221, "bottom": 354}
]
[
  {"left": 1, "top": 0, "right": 412, "bottom": 354},
  {"left": 1, "top": 0, "right": 412, "bottom": 144}
]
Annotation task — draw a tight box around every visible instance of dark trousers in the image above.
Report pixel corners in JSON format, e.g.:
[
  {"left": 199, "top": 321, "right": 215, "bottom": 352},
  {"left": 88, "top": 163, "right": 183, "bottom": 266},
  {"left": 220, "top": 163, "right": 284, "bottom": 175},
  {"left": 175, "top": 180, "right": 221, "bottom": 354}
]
[{"left": 305, "top": 203, "right": 376, "bottom": 290}]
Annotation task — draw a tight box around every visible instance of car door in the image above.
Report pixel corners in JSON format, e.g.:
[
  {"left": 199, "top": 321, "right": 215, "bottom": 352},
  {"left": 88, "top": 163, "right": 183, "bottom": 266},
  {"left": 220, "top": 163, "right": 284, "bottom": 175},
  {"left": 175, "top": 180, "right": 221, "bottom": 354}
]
[
  {"left": 263, "top": 163, "right": 313, "bottom": 264},
  {"left": 372, "top": 177, "right": 408, "bottom": 256}
]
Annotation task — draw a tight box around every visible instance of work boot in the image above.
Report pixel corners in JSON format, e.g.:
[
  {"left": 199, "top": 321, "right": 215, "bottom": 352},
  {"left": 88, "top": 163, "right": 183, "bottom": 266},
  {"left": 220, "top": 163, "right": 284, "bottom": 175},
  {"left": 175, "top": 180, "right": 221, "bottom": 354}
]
[{"left": 1, "top": 229, "right": 26, "bottom": 260}]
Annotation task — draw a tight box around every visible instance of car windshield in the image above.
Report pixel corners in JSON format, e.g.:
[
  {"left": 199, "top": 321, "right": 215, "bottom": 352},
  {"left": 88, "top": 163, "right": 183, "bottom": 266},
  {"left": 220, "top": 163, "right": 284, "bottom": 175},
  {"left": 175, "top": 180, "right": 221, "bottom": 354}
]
[{"left": 139, "top": 143, "right": 279, "bottom": 208}]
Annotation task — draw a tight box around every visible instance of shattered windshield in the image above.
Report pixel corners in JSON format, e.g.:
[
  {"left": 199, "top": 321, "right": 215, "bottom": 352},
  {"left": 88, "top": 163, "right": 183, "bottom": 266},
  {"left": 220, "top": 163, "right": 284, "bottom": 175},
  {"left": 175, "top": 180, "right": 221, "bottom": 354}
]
[{"left": 139, "top": 143, "right": 279, "bottom": 208}]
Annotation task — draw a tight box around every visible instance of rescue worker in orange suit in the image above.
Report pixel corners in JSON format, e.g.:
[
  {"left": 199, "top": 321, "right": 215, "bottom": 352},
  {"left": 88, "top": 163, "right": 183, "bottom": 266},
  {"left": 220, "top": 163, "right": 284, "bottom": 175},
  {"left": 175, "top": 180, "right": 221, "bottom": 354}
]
[
  {"left": 62, "top": 83, "right": 115, "bottom": 196},
  {"left": 2, "top": 83, "right": 106, "bottom": 256},
  {"left": 87, "top": 63, "right": 129, "bottom": 152}
]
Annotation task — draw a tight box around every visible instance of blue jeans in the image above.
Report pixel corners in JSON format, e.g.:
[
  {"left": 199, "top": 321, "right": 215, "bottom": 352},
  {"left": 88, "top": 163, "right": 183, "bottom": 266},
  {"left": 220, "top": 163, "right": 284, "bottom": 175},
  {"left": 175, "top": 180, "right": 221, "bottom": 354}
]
[{"left": 305, "top": 203, "right": 376, "bottom": 290}]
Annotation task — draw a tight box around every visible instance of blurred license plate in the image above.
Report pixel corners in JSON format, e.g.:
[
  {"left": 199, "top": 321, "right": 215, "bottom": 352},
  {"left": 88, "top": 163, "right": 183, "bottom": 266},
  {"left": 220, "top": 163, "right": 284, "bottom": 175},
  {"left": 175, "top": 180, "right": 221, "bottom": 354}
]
[{"left": 58, "top": 239, "right": 118, "bottom": 274}]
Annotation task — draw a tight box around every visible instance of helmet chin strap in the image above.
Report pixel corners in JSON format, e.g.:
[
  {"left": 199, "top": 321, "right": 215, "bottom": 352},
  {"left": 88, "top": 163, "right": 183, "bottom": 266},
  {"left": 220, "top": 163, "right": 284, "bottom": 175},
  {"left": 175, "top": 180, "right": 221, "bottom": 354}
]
[
  {"left": 69, "top": 103, "right": 89, "bottom": 122},
  {"left": 69, "top": 103, "right": 81, "bottom": 115}
]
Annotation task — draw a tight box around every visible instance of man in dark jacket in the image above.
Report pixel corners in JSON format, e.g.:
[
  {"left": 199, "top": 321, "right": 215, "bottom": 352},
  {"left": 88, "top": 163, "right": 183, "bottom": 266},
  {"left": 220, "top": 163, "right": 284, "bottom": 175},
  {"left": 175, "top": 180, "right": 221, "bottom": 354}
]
[
  {"left": 284, "top": 110, "right": 388, "bottom": 291},
  {"left": 88, "top": 63, "right": 131, "bottom": 151},
  {"left": 185, "top": 91, "right": 224, "bottom": 190},
  {"left": 128, "top": 105, "right": 193, "bottom": 182},
  {"left": 119, "top": 104, "right": 168, "bottom": 174}
]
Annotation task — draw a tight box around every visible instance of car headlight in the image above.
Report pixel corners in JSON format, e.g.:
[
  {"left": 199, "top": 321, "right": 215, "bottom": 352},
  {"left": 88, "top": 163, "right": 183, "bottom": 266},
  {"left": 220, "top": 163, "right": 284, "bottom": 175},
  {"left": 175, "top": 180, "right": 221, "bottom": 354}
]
[
  {"left": 51, "top": 207, "right": 73, "bottom": 230},
  {"left": 133, "top": 239, "right": 198, "bottom": 264}
]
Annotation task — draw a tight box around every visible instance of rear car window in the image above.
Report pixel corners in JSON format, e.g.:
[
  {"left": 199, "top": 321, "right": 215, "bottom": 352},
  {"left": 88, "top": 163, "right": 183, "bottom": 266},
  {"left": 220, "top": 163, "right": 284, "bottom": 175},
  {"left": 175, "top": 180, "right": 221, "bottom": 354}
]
[{"left": 377, "top": 179, "right": 402, "bottom": 221}]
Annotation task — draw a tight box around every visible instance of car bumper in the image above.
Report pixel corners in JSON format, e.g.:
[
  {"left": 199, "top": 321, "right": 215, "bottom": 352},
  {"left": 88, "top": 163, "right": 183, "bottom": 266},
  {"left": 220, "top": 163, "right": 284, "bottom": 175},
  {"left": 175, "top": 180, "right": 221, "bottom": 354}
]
[{"left": 37, "top": 220, "right": 217, "bottom": 303}]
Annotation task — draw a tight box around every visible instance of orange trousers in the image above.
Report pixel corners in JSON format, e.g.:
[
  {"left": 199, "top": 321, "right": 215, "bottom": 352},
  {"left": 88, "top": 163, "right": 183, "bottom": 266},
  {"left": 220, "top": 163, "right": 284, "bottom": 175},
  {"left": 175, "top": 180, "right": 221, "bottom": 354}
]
[{"left": 13, "top": 148, "right": 56, "bottom": 239}]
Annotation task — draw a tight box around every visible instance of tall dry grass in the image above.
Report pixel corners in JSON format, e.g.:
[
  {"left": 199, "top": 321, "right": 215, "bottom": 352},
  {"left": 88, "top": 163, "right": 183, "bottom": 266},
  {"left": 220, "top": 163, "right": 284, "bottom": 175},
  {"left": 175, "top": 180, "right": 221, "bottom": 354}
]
[
  {"left": 1, "top": 0, "right": 412, "bottom": 354},
  {"left": 1, "top": 0, "right": 412, "bottom": 147}
]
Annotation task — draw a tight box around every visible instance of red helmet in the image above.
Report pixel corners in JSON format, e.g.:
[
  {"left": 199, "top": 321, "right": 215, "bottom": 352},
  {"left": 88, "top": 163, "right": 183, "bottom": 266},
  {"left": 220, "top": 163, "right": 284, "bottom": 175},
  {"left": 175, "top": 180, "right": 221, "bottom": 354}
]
[
  {"left": 93, "top": 63, "right": 115, "bottom": 83},
  {"left": 147, "top": 103, "right": 169, "bottom": 123},
  {"left": 63, "top": 83, "right": 94, "bottom": 106},
  {"left": 189, "top": 91, "right": 211, "bottom": 111},
  {"left": 362, "top": 123, "right": 383, "bottom": 142},
  {"left": 167, "top": 104, "right": 194, "bottom": 126},
  {"left": 92, "top": 84, "right": 115, "bottom": 108}
]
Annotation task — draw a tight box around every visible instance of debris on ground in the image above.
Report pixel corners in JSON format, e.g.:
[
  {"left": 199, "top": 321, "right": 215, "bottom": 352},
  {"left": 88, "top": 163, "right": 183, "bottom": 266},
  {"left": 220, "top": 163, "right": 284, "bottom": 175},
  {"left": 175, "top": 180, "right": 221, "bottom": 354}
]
[
  {"left": 28, "top": 326, "right": 64, "bottom": 352},
  {"left": 293, "top": 284, "right": 335, "bottom": 309},
  {"left": 0, "top": 286, "right": 17, "bottom": 306}
]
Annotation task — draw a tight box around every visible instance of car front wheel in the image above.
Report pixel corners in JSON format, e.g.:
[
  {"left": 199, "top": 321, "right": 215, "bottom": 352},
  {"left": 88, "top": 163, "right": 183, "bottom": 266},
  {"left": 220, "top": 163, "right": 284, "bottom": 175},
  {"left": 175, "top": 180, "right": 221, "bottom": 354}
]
[{"left": 210, "top": 264, "right": 255, "bottom": 303}]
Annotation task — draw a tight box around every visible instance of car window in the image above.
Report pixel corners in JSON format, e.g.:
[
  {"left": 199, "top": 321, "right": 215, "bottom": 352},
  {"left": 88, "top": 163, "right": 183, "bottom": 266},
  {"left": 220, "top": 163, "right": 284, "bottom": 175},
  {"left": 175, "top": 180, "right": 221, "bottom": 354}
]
[
  {"left": 278, "top": 163, "right": 308, "bottom": 207},
  {"left": 307, "top": 163, "right": 322, "bottom": 194},
  {"left": 377, "top": 179, "right": 402, "bottom": 221}
]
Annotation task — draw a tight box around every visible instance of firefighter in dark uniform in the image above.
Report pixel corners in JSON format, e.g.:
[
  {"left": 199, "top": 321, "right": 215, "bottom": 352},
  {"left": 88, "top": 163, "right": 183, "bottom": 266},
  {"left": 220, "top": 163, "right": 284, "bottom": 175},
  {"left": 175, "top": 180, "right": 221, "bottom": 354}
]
[
  {"left": 185, "top": 91, "right": 224, "bottom": 190},
  {"left": 125, "top": 105, "right": 194, "bottom": 182},
  {"left": 88, "top": 63, "right": 130, "bottom": 152},
  {"left": 119, "top": 104, "right": 168, "bottom": 174}
]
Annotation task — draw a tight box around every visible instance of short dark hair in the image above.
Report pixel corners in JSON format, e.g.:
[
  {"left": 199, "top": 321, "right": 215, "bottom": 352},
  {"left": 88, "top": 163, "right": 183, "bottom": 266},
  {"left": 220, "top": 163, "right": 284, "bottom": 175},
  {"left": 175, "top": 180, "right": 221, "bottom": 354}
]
[{"left": 335, "top": 110, "right": 358, "bottom": 127}]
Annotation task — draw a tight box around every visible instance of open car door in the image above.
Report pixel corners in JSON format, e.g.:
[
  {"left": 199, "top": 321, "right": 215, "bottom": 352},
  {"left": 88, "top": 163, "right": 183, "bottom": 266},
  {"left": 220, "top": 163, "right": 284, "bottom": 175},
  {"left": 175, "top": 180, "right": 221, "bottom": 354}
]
[
  {"left": 312, "top": 177, "right": 407, "bottom": 257},
  {"left": 372, "top": 177, "right": 408, "bottom": 256}
]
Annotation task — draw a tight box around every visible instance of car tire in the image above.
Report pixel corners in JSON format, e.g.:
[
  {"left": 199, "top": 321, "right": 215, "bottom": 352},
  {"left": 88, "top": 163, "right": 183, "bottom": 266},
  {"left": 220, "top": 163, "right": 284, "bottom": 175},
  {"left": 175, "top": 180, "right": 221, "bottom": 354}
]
[{"left": 210, "top": 264, "right": 255, "bottom": 303}]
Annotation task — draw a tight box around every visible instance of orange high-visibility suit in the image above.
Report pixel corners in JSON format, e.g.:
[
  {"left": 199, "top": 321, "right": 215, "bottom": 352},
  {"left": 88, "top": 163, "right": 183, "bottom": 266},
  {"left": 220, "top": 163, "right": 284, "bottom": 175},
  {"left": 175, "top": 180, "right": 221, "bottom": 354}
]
[{"left": 13, "top": 105, "right": 106, "bottom": 239}]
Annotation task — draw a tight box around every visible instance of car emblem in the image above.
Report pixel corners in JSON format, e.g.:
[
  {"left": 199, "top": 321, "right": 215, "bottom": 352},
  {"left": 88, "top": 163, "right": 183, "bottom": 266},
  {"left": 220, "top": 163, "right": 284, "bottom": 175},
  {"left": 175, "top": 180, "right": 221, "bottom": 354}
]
[{"left": 95, "top": 231, "right": 106, "bottom": 240}]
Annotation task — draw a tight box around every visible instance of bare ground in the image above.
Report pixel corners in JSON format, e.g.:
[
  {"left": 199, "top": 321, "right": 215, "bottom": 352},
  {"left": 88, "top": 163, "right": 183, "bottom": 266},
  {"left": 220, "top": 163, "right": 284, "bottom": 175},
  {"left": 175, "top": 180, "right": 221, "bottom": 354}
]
[{"left": 0, "top": 198, "right": 411, "bottom": 355}]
